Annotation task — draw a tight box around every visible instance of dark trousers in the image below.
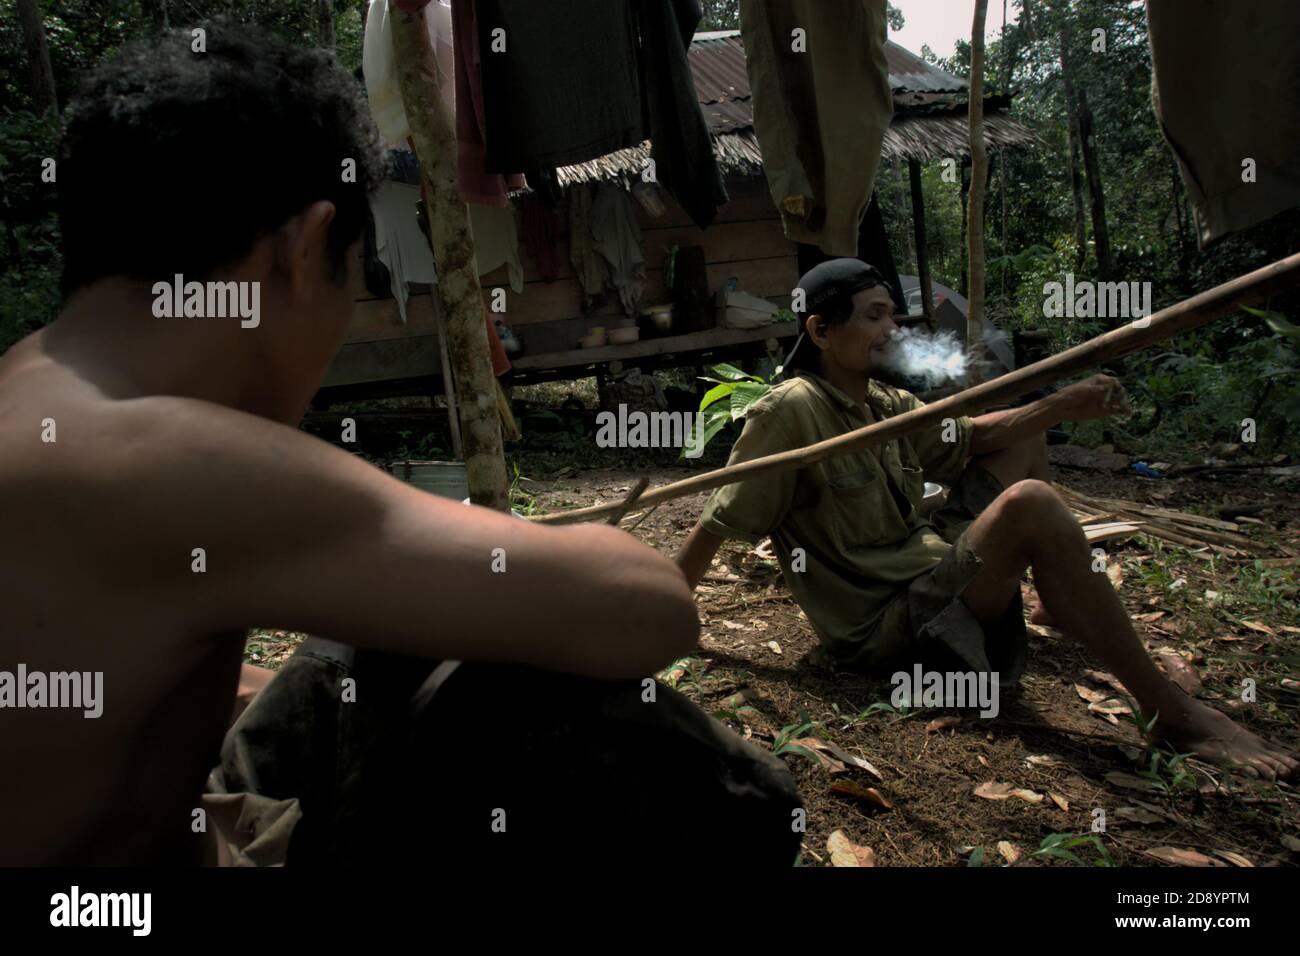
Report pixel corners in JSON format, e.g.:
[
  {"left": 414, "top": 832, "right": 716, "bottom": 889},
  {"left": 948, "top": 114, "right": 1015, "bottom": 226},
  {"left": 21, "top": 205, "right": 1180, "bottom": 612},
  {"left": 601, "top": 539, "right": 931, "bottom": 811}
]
[{"left": 216, "top": 639, "right": 803, "bottom": 865}]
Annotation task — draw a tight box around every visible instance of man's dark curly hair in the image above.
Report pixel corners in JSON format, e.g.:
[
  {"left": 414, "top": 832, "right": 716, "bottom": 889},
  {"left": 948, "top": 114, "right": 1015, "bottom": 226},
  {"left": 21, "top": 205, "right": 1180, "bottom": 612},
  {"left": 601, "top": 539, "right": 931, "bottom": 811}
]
[{"left": 56, "top": 20, "right": 387, "bottom": 295}]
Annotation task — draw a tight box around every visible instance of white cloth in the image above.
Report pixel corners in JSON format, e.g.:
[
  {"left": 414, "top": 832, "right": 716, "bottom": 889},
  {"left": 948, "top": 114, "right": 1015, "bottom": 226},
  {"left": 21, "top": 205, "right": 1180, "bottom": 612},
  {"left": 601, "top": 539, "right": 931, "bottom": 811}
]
[
  {"left": 373, "top": 183, "right": 525, "bottom": 321},
  {"left": 469, "top": 203, "right": 524, "bottom": 294},
  {"left": 371, "top": 181, "right": 438, "bottom": 323},
  {"left": 363, "top": 0, "right": 455, "bottom": 149},
  {"left": 590, "top": 183, "right": 645, "bottom": 315}
]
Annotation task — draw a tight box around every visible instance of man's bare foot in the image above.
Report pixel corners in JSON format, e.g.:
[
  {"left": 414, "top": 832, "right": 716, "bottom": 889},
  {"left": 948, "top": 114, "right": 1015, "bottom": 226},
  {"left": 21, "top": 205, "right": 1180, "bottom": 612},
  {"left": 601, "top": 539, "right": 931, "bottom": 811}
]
[
  {"left": 1154, "top": 700, "right": 1298, "bottom": 780},
  {"left": 1029, "top": 604, "right": 1055, "bottom": 627}
]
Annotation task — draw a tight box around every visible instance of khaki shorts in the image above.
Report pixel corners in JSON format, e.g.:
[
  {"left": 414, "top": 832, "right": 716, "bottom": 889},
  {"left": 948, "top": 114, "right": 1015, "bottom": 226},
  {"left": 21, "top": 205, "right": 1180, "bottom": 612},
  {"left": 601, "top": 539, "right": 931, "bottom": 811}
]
[{"left": 863, "top": 464, "right": 1028, "bottom": 693}]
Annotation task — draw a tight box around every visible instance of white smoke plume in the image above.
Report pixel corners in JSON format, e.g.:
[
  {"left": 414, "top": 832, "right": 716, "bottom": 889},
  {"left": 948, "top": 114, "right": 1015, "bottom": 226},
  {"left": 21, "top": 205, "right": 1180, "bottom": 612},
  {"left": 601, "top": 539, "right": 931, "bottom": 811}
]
[
  {"left": 878, "top": 325, "right": 1008, "bottom": 390},
  {"left": 881, "top": 327, "right": 971, "bottom": 388}
]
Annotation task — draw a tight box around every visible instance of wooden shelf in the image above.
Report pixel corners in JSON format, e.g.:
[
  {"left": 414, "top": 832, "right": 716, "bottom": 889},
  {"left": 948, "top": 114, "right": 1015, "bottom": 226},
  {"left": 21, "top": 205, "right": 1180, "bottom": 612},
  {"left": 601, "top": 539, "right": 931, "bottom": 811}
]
[{"left": 509, "top": 322, "right": 799, "bottom": 373}]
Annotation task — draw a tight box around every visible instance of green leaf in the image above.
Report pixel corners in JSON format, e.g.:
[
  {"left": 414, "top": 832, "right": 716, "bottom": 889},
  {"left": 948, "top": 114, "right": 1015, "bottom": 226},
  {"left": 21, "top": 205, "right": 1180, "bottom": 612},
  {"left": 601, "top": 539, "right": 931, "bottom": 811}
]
[
  {"left": 707, "top": 362, "right": 763, "bottom": 382},
  {"left": 698, "top": 381, "right": 737, "bottom": 412},
  {"left": 1243, "top": 305, "right": 1300, "bottom": 339},
  {"left": 728, "top": 381, "right": 772, "bottom": 421},
  {"left": 967, "top": 847, "right": 985, "bottom": 867}
]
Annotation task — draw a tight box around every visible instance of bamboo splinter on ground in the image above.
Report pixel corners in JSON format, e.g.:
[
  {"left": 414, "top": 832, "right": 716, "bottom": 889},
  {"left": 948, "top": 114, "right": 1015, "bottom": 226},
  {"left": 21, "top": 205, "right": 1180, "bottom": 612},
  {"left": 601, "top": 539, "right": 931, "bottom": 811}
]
[
  {"left": 392, "top": 6, "right": 510, "bottom": 511},
  {"left": 532, "top": 251, "right": 1300, "bottom": 525}
]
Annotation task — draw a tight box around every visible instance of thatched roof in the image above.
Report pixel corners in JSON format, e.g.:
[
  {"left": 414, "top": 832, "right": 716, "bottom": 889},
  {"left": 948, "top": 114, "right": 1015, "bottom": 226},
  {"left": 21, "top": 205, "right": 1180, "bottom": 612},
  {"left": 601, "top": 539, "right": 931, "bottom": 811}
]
[{"left": 557, "top": 30, "right": 1038, "bottom": 188}]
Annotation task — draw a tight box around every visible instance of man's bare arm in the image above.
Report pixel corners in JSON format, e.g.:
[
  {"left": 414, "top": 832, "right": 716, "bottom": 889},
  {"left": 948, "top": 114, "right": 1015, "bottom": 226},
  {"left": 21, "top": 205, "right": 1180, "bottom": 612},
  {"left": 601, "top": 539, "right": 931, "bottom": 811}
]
[
  {"left": 676, "top": 522, "right": 725, "bottom": 591},
  {"left": 97, "top": 399, "right": 699, "bottom": 680},
  {"left": 970, "top": 373, "right": 1129, "bottom": 454}
]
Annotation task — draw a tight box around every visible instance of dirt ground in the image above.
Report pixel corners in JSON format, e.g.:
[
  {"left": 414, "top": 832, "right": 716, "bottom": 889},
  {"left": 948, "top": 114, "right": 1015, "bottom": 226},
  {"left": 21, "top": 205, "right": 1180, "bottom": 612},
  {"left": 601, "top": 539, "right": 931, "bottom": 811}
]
[
  {"left": 523, "top": 465, "right": 1300, "bottom": 868},
  {"left": 247, "top": 459, "right": 1300, "bottom": 868}
]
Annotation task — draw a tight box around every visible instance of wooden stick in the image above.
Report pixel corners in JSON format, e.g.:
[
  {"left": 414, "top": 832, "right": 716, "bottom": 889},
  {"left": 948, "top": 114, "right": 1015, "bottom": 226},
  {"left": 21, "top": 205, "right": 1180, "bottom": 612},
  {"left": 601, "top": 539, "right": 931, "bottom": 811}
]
[
  {"left": 532, "top": 252, "right": 1300, "bottom": 525},
  {"left": 606, "top": 477, "right": 650, "bottom": 526}
]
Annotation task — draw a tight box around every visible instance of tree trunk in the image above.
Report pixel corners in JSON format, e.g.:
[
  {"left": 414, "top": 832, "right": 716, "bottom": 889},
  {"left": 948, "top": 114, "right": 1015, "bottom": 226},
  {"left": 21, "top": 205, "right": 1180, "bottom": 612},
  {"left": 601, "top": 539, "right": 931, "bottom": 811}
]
[
  {"left": 140, "top": 0, "right": 169, "bottom": 35},
  {"left": 892, "top": 160, "right": 914, "bottom": 271},
  {"left": 391, "top": 6, "right": 510, "bottom": 511},
  {"left": 959, "top": 159, "right": 970, "bottom": 296},
  {"left": 908, "top": 159, "right": 934, "bottom": 322},
  {"left": 967, "top": 0, "right": 990, "bottom": 383},
  {"left": 17, "top": 0, "right": 58, "bottom": 118},
  {"left": 1059, "top": 30, "right": 1089, "bottom": 272},
  {"left": 318, "top": 0, "right": 335, "bottom": 50},
  {"left": 1075, "top": 87, "right": 1114, "bottom": 281}
]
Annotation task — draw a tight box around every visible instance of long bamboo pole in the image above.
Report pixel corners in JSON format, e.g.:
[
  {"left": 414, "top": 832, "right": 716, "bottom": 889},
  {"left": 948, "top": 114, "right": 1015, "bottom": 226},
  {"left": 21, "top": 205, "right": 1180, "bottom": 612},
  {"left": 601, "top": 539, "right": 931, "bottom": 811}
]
[{"left": 532, "top": 252, "right": 1300, "bottom": 525}]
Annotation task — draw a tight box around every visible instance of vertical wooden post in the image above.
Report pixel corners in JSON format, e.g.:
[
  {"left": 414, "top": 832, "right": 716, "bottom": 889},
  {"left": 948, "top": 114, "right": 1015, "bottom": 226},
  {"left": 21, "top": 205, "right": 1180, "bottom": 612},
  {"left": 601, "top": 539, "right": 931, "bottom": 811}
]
[
  {"left": 967, "top": 0, "right": 990, "bottom": 383},
  {"left": 907, "top": 159, "right": 934, "bottom": 324},
  {"left": 391, "top": 6, "right": 510, "bottom": 511}
]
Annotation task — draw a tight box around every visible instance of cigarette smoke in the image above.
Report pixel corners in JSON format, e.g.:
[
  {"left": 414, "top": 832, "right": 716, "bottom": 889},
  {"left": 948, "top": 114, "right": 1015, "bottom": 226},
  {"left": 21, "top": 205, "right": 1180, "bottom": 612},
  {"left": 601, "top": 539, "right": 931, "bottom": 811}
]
[
  {"left": 880, "top": 326, "right": 1012, "bottom": 388},
  {"left": 881, "top": 327, "right": 971, "bottom": 387}
]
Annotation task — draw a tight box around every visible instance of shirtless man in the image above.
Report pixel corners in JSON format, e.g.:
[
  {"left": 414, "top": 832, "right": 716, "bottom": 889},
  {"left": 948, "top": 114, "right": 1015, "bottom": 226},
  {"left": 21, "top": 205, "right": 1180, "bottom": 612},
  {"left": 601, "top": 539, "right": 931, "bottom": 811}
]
[
  {"left": 676, "top": 260, "right": 1297, "bottom": 780},
  {"left": 0, "top": 27, "right": 803, "bottom": 865}
]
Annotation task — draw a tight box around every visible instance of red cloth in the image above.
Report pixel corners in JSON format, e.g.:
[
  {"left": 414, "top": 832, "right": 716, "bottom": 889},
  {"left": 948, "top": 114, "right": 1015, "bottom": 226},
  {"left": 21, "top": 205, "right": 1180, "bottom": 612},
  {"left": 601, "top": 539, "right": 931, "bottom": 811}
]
[
  {"left": 520, "top": 195, "right": 562, "bottom": 282},
  {"left": 452, "top": 0, "right": 526, "bottom": 207}
]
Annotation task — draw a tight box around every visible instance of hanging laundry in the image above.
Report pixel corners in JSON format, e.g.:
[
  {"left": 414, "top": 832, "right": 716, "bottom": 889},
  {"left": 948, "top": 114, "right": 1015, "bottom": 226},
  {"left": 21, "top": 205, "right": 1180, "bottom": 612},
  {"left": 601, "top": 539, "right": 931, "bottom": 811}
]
[
  {"left": 475, "top": 0, "right": 643, "bottom": 174},
  {"left": 363, "top": 0, "right": 455, "bottom": 149},
  {"left": 468, "top": 203, "right": 525, "bottom": 294},
  {"left": 590, "top": 183, "right": 646, "bottom": 316},
  {"left": 633, "top": 0, "right": 728, "bottom": 229},
  {"left": 739, "top": 0, "right": 893, "bottom": 256},
  {"left": 520, "top": 195, "right": 563, "bottom": 282},
  {"left": 450, "top": 0, "right": 527, "bottom": 206},
  {"left": 371, "top": 181, "right": 439, "bottom": 323},
  {"left": 568, "top": 184, "right": 610, "bottom": 308}
]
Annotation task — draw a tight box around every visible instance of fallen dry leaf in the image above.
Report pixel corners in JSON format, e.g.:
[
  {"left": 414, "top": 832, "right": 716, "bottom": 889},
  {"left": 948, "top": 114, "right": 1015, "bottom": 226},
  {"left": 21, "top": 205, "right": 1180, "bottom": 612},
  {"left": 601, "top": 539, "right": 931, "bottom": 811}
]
[
  {"left": 766, "top": 640, "right": 782, "bottom": 655},
  {"left": 1075, "top": 684, "right": 1132, "bottom": 724},
  {"left": 1116, "top": 805, "right": 1166, "bottom": 825},
  {"left": 720, "top": 620, "right": 745, "bottom": 631},
  {"left": 790, "top": 738, "right": 883, "bottom": 779},
  {"left": 1213, "top": 850, "right": 1254, "bottom": 867},
  {"left": 1084, "top": 669, "right": 1130, "bottom": 694},
  {"left": 997, "top": 841, "right": 1022, "bottom": 864},
  {"left": 1106, "top": 562, "right": 1124, "bottom": 589},
  {"left": 926, "top": 715, "right": 962, "bottom": 734},
  {"left": 1144, "top": 847, "right": 1228, "bottom": 868},
  {"left": 829, "top": 779, "right": 894, "bottom": 810},
  {"left": 974, "top": 781, "right": 1044, "bottom": 804},
  {"left": 1239, "top": 620, "right": 1275, "bottom": 636},
  {"left": 788, "top": 738, "right": 847, "bottom": 774},
  {"left": 827, "top": 830, "right": 875, "bottom": 867},
  {"left": 1048, "top": 792, "right": 1070, "bottom": 812},
  {"left": 1105, "top": 771, "right": 1161, "bottom": 793},
  {"left": 1025, "top": 754, "right": 1064, "bottom": 769},
  {"left": 1134, "top": 610, "right": 1166, "bottom": 623}
]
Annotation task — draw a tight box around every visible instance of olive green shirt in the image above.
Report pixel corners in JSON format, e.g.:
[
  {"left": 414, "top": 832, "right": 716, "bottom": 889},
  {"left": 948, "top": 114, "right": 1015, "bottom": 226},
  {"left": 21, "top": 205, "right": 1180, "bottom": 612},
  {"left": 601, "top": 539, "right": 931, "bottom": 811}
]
[{"left": 701, "top": 373, "right": 974, "bottom": 659}]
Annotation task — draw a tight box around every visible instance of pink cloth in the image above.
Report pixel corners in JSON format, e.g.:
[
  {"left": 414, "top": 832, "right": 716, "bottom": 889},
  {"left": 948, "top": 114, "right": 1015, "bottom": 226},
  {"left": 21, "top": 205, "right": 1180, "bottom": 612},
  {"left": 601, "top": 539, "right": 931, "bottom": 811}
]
[{"left": 452, "top": 0, "right": 526, "bottom": 207}]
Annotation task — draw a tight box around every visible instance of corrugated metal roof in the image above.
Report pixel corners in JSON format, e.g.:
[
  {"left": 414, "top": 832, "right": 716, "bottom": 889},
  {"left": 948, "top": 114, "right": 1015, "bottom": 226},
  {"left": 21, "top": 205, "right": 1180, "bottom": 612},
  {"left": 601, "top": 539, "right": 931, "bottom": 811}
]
[
  {"left": 688, "top": 30, "right": 968, "bottom": 105},
  {"left": 555, "top": 29, "right": 1033, "bottom": 185}
]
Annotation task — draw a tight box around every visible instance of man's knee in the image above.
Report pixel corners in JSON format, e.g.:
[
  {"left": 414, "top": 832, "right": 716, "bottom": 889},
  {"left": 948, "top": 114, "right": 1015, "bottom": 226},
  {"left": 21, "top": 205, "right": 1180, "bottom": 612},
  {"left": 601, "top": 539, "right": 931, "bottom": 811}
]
[{"left": 997, "top": 479, "right": 1078, "bottom": 539}]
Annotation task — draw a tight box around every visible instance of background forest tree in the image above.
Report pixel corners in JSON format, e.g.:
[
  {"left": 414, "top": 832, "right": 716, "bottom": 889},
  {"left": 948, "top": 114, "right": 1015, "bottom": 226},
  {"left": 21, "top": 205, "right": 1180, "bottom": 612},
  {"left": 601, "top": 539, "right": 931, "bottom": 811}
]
[{"left": 2, "top": 0, "right": 1297, "bottom": 455}]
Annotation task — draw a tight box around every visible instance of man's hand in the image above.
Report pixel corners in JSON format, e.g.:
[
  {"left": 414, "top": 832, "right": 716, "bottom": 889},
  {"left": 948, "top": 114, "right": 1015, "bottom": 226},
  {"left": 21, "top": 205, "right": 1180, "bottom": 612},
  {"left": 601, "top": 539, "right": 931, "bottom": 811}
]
[{"left": 1056, "top": 374, "right": 1131, "bottom": 422}]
